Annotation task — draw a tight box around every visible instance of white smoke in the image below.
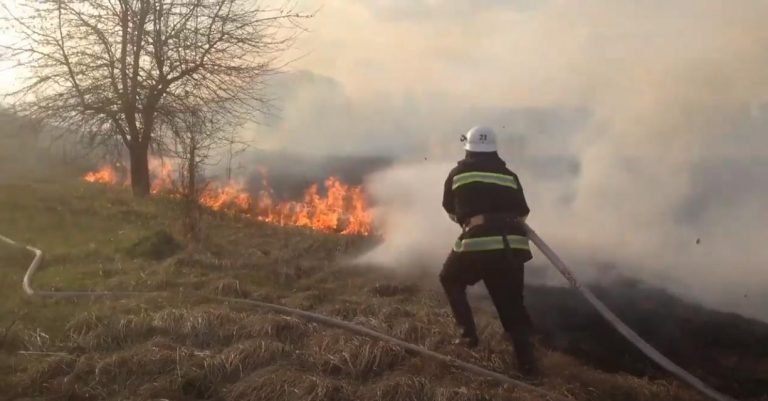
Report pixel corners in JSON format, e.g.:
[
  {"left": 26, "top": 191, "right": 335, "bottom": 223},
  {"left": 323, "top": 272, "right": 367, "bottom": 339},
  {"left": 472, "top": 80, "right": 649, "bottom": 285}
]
[
  {"left": 360, "top": 161, "right": 458, "bottom": 271},
  {"left": 355, "top": 1, "right": 768, "bottom": 322}
]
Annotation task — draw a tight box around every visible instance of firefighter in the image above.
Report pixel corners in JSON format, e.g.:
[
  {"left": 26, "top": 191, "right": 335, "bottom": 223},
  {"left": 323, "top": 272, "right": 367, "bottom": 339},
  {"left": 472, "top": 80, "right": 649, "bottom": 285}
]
[{"left": 440, "top": 125, "right": 539, "bottom": 377}]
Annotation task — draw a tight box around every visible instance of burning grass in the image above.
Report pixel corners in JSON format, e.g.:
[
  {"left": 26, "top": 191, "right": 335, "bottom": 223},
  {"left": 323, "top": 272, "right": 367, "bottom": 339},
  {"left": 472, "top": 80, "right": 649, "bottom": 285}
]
[{"left": 82, "top": 160, "right": 374, "bottom": 235}]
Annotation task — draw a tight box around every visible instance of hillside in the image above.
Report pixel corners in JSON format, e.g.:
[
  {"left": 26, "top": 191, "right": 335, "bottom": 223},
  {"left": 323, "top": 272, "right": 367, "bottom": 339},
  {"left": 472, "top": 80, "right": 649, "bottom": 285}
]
[{"left": 0, "top": 174, "right": 721, "bottom": 401}]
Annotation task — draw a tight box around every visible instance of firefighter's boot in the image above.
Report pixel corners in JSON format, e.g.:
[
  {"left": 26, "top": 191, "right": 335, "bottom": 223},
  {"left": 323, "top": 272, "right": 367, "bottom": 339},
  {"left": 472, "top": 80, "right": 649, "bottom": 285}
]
[{"left": 510, "top": 331, "right": 540, "bottom": 379}]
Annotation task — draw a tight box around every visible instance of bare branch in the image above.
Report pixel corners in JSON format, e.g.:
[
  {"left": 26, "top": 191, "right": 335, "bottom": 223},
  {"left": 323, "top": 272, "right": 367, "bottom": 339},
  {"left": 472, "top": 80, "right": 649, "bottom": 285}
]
[{"left": 2, "top": 0, "right": 310, "bottom": 197}]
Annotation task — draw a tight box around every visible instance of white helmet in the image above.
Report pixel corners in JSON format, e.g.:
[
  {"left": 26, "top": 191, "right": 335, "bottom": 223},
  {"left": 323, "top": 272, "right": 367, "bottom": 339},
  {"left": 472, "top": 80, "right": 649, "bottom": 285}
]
[{"left": 463, "top": 126, "right": 497, "bottom": 152}]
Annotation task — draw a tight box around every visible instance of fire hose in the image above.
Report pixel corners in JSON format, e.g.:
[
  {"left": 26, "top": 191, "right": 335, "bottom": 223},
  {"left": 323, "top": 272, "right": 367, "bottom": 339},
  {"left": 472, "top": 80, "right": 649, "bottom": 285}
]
[
  {"left": 0, "top": 232, "right": 571, "bottom": 401},
  {"left": 524, "top": 224, "right": 737, "bottom": 401}
]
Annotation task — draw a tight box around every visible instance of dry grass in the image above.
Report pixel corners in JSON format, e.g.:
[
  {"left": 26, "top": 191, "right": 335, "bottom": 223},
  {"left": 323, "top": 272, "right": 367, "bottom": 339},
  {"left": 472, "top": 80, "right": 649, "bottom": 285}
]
[
  {"left": 206, "top": 278, "right": 251, "bottom": 298},
  {"left": 306, "top": 330, "right": 410, "bottom": 379},
  {"left": 280, "top": 287, "right": 333, "bottom": 311},
  {"left": 389, "top": 318, "right": 451, "bottom": 349},
  {"left": 152, "top": 308, "right": 242, "bottom": 347},
  {"left": 225, "top": 367, "right": 352, "bottom": 401},
  {"left": 62, "top": 307, "right": 318, "bottom": 355},
  {"left": 66, "top": 313, "right": 156, "bottom": 352},
  {"left": 363, "top": 374, "right": 433, "bottom": 401},
  {"left": 370, "top": 282, "right": 419, "bottom": 298},
  {"left": 9, "top": 302, "right": 709, "bottom": 401},
  {"left": 14, "top": 355, "right": 77, "bottom": 394},
  {"left": 210, "top": 338, "right": 291, "bottom": 379},
  {"left": 244, "top": 314, "right": 318, "bottom": 346},
  {"left": 25, "top": 344, "right": 284, "bottom": 399},
  {"left": 535, "top": 351, "right": 708, "bottom": 401},
  {"left": 433, "top": 386, "right": 497, "bottom": 401},
  {"left": 89, "top": 339, "right": 197, "bottom": 387}
]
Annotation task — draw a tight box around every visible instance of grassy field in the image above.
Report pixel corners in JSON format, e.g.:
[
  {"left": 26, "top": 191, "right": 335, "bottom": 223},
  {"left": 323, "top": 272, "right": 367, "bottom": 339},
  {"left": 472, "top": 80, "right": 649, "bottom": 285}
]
[{"left": 0, "top": 171, "right": 716, "bottom": 401}]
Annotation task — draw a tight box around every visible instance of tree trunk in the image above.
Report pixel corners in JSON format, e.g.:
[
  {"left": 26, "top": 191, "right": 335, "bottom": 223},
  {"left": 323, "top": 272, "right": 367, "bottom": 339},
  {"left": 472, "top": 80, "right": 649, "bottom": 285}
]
[
  {"left": 187, "top": 136, "right": 197, "bottom": 201},
  {"left": 183, "top": 137, "right": 200, "bottom": 242},
  {"left": 129, "top": 142, "right": 151, "bottom": 197},
  {"left": 226, "top": 140, "right": 232, "bottom": 182}
]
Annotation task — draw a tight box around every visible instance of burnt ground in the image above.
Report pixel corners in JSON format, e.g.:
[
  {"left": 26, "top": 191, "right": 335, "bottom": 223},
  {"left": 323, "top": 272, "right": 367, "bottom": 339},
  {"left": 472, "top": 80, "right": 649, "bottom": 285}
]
[{"left": 523, "top": 284, "right": 768, "bottom": 398}]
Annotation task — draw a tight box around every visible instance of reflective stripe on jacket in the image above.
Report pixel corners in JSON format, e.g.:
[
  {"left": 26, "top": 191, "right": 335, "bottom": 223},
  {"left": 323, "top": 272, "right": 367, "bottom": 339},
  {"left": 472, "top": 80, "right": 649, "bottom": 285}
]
[
  {"left": 453, "top": 235, "right": 530, "bottom": 253},
  {"left": 452, "top": 172, "right": 520, "bottom": 191}
]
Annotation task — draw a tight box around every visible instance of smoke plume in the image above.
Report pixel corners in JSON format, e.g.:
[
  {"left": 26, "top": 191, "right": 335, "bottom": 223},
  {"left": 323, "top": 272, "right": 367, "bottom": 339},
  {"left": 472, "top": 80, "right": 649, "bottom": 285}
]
[{"left": 352, "top": 1, "right": 768, "bottom": 322}]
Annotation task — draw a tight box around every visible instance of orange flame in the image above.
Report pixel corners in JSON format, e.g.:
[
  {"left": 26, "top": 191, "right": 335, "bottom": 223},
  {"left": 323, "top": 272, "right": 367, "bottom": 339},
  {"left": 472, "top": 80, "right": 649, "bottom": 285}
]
[
  {"left": 199, "top": 181, "right": 253, "bottom": 213},
  {"left": 83, "top": 165, "right": 119, "bottom": 185},
  {"left": 342, "top": 186, "right": 373, "bottom": 235},
  {"left": 82, "top": 161, "right": 373, "bottom": 235},
  {"left": 149, "top": 158, "right": 176, "bottom": 194},
  {"left": 249, "top": 171, "right": 372, "bottom": 235}
]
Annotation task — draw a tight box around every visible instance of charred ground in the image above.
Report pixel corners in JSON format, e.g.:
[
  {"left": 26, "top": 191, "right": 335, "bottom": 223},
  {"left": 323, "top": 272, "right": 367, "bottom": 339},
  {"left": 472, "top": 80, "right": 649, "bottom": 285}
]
[{"left": 522, "top": 283, "right": 768, "bottom": 398}]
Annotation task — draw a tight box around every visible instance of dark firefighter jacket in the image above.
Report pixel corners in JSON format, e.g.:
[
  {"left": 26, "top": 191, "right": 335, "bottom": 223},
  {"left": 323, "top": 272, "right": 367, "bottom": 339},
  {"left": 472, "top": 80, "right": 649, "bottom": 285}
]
[{"left": 442, "top": 152, "right": 533, "bottom": 263}]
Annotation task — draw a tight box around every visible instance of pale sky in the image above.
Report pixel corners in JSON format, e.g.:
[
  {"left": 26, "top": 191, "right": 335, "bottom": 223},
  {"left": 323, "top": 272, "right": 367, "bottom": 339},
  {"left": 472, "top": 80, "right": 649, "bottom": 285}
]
[
  {"left": 1, "top": 0, "right": 574, "bottom": 106},
  {"left": 0, "top": 1, "right": 20, "bottom": 90},
  {"left": 283, "top": 0, "right": 768, "bottom": 111},
  {"left": 288, "top": 0, "right": 588, "bottom": 107},
  {"left": 5, "top": 0, "right": 768, "bottom": 110}
]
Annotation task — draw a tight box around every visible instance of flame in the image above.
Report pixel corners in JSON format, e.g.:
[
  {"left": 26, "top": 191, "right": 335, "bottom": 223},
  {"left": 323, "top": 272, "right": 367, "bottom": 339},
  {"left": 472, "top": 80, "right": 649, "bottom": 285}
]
[
  {"left": 199, "top": 181, "right": 253, "bottom": 213},
  {"left": 149, "top": 158, "right": 176, "bottom": 194},
  {"left": 342, "top": 186, "right": 373, "bottom": 235},
  {"left": 252, "top": 171, "right": 372, "bottom": 235},
  {"left": 82, "top": 160, "right": 373, "bottom": 235},
  {"left": 83, "top": 165, "right": 119, "bottom": 185}
]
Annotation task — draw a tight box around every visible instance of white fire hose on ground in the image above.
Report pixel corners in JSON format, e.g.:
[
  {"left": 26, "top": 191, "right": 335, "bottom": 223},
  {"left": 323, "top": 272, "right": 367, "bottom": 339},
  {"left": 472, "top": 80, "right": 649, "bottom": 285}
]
[
  {"left": 1, "top": 228, "right": 738, "bottom": 401},
  {"left": 0, "top": 232, "right": 571, "bottom": 401},
  {"left": 524, "top": 224, "right": 736, "bottom": 401}
]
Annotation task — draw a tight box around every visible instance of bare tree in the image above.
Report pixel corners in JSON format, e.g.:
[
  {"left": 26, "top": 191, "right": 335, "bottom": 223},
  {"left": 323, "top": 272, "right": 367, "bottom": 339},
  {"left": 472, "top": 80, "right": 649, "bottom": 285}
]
[
  {"left": 1, "top": 0, "right": 307, "bottom": 196},
  {"left": 161, "top": 106, "right": 243, "bottom": 239},
  {"left": 167, "top": 110, "right": 207, "bottom": 240}
]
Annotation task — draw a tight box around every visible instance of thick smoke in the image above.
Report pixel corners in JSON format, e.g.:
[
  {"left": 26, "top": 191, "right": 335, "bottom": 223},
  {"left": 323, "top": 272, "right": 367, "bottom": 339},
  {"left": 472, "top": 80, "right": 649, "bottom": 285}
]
[{"left": 354, "top": 1, "right": 768, "bottom": 321}]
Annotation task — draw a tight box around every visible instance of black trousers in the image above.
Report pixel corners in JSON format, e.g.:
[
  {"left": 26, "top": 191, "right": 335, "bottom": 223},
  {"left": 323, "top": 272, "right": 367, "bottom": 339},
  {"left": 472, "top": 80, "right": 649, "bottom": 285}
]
[{"left": 439, "top": 248, "right": 532, "bottom": 339}]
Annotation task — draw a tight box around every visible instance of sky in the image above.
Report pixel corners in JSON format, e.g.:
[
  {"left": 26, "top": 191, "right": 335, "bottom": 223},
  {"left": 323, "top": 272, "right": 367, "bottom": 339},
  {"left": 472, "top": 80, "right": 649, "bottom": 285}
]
[
  {"left": 243, "top": 0, "right": 599, "bottom": 155},
  {"left": 286, "top": 0, "right": 574, "bottom": 106},
  {"left": 0, "top": 1, "right": 20, "bottom": 89},
  {"left": 326, "top": 2, "right": 586, "bottom": 99}
]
